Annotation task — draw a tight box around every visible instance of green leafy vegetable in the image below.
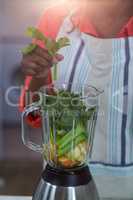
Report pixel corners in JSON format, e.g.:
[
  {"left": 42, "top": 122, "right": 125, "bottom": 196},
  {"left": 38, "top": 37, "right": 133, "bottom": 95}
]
[
  {"left": 41, "top": 89, "right": 96, "bottom": 167},
  {"left": 58, "top": 134, "right": 87, "bottom": 157},
  {"left": 56, "top": 37, "right": 70, "bottom": 49},
  {"left": 57, "top": 123, "right": 86, "bottom": 147},
  {"left": 22, "top": 44, "right": 37, "bottom": 55},
  {"left": 32, "top": 88, "right": 96, "bottom": 168},
  {"left": 22, "top": 26, "right": 70, "bottom": 80},
  {"left": 26, "top": 27, "right": 47, "bottom": 42}
]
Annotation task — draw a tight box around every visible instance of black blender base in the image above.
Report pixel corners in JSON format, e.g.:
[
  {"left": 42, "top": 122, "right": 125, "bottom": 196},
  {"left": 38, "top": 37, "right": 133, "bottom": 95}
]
[{"left": 32, "top": 164, "right": 100, "bottom": 200}]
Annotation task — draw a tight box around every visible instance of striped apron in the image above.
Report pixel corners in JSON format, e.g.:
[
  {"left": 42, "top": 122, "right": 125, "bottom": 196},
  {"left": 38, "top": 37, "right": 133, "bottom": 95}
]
[{"left": 55, "top": 14, "right": 133, "bottom": 199}]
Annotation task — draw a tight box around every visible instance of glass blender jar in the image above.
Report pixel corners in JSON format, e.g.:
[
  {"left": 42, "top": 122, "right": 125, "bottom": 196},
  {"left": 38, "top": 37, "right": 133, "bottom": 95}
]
[{"left": 21, "top": 82, "right": 100, "bottom": 200}]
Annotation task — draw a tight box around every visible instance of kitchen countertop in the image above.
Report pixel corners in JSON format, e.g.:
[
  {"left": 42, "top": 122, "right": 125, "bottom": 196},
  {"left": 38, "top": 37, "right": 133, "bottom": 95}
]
[
  {"left": 0, "top": 196, "right": 132, "bottom": 200},
  {"left": 0, "top": 197, "right": 31, "bottom": 200}
]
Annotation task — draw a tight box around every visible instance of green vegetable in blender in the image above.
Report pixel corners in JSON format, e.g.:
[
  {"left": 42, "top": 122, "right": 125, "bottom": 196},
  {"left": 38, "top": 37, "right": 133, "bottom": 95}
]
[
  {"left": 57, "top": 123, "right": 86, "bottom": 148},
  {"left": 42, "top": 90, "right": 96, "bottom": 168},
  {"left": 57, "top": 133, "right": 87, "bottom": 157}
]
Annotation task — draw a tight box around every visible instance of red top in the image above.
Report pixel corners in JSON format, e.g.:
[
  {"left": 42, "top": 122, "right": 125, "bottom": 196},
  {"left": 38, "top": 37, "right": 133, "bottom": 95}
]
[{"left": 20, "top": 3, "right": 133, "bottom": 127}]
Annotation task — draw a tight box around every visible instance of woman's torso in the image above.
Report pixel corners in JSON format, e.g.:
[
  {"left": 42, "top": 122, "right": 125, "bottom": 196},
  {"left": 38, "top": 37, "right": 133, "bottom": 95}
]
[{"left": 37, "top": 2, "right": 133, "bottom": 39}]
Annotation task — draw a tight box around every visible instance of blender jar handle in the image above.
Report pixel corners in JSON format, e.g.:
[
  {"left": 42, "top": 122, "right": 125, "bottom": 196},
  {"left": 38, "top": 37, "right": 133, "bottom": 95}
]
[{"left": 21, "top": 104, "right": 43, "bottom": 153}]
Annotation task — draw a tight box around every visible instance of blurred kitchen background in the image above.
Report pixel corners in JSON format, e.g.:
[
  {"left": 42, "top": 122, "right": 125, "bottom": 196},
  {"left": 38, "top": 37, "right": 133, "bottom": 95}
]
[{"left": 0, "top": 0, "right": 63, "bottom": 196}]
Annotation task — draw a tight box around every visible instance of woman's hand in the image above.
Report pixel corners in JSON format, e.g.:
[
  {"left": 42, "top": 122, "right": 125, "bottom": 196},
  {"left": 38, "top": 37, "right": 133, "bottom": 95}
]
[
  {"left": 21, "top": 46, "right": 63, "bottom": 91},
  {"left": 21, "top": 46, "right": 63, "bottom": 79}
]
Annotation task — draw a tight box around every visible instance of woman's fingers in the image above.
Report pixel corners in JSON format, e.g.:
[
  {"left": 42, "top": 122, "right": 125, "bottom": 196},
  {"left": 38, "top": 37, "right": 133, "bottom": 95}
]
[
  {"left": 55, "top": 54, "right": 64, "bottom": 61},
  {"left": 21, "top": 46, "right": 64, "bottom": 78},
  {"left": 52, "top": 54, "right": 64, "bottom": 64},
  {"left": 30, "top": 55, "right": 52, "bottom": 68},
  {"left": 35, "top": 68, "right": 49, "bottom": 78},
  {"left": 34, "top": 47, "right": 52, "bottom": 62},
  {"left": 22, "top": 67, "right": 36, "bottom": 76}
]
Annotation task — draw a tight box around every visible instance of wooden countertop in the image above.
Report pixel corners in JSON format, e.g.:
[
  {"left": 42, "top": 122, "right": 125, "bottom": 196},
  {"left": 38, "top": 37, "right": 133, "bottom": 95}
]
[{"left": 0, "top": 196, "right": 131, "bottom": 200}]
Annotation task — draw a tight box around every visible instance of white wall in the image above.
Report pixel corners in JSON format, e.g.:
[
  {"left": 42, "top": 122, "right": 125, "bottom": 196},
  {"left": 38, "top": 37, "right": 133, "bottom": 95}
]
[{"left": 0, "top": 0, "right": 63, "bottom": 37}]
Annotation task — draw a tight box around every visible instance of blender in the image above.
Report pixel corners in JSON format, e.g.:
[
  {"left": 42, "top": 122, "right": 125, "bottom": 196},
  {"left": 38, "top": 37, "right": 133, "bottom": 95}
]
[{"left": 21, "top": 82, "right": 100, "bottom": 200}]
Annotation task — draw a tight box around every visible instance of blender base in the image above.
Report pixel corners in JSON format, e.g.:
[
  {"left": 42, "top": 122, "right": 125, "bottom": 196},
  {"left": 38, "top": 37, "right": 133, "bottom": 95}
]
[{"left": 32, "top": 164, "right": 99, "bottom": 200}]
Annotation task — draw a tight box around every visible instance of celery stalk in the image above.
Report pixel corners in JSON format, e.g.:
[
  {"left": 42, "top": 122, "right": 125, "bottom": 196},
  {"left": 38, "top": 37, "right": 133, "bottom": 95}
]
[
  {"left": 58, "top": 134, "right": 87, "bottom": 157},
  {"left": 57, "top": 123, "right": 85, "bottom": 146}
]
